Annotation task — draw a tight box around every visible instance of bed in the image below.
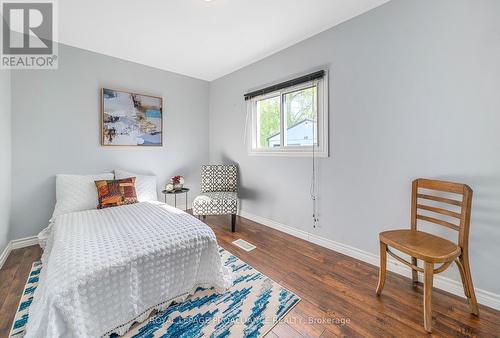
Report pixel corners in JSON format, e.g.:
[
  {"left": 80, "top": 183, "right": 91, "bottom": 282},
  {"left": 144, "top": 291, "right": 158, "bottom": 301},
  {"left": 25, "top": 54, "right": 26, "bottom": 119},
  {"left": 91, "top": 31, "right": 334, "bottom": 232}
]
[{"left": 25, "top": 173, "right": 231, "bottom": 337}]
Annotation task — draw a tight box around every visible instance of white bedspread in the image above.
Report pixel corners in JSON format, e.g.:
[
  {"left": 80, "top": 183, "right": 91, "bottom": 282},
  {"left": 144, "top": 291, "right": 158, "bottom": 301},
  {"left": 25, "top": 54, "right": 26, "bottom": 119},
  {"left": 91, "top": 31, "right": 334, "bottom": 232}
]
[{"left": 26, "top": 202, "right": 231, "bottom": 338}]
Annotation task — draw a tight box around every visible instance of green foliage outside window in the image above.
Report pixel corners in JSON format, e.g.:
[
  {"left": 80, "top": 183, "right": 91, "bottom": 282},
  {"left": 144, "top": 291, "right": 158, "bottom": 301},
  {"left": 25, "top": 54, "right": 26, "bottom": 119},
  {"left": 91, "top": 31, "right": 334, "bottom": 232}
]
[{"left": 256, "top": 96, "right": 280, "bottom": 148}]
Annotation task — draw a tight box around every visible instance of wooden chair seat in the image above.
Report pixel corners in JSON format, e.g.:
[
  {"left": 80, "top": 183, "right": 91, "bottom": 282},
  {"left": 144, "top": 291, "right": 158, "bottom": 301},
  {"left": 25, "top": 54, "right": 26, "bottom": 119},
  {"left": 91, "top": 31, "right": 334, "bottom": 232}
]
[
  {"left": 376, "top": 179, "right": 479, "bottom": 333},
  {"left": 380, "top": 230, "right": 461, "bottom": 263}
]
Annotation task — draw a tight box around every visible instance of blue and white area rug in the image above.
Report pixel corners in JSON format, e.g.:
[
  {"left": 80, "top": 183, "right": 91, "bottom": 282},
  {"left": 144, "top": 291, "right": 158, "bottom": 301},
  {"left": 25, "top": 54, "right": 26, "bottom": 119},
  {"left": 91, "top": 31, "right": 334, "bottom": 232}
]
[{"left": 10, "top": 248, "right": 300, "bottom": 338}]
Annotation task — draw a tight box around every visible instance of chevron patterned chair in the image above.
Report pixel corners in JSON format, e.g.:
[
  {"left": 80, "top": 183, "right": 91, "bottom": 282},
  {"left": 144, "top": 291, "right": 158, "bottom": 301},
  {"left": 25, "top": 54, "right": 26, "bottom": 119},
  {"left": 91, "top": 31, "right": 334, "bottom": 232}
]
[{"left": 193, "top": 165, "right": 238, "bottom": 232}]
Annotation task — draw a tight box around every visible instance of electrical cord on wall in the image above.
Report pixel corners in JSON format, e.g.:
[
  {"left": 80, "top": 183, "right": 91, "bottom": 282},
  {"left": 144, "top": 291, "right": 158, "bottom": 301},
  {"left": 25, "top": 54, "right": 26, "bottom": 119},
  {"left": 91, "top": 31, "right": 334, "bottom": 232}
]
[{"left": 310, "top": 80, "right": 319, "bottom": 228}]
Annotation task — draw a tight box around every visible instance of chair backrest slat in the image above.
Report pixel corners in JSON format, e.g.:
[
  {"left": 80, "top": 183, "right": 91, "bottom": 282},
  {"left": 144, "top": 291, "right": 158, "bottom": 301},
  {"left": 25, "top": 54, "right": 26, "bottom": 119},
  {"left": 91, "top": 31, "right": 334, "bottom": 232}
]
[
  {"left": 416, "top": 178, "right": 465, "bottom": 194},
  {"left": 416, "top": 214, "right": 461, "bottom": 231},
  {"left": 411, "top": 178, "right": 472, "bottom": 248},
  {"left": 416, "top": 193, "right": 462, "bottom": 207},
  {"left": 416, "top": 204, "right": 462, "bottom": 219}
]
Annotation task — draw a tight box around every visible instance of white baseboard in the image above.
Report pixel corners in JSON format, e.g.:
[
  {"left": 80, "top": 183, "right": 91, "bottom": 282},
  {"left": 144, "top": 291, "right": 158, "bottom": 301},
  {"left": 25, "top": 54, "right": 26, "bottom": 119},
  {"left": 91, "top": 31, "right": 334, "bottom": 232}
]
[
  {"left": 238, "top": 209, "right": 500, "bottom": 311},
  {"left": 0, "top": 236, "right": 39, "bottom": 269},
  {"left": 0, "top": 241, "right": 12, "bottom": 269},
  {"left": 11, "top": 236, "right": 39, "bottom": 249}
]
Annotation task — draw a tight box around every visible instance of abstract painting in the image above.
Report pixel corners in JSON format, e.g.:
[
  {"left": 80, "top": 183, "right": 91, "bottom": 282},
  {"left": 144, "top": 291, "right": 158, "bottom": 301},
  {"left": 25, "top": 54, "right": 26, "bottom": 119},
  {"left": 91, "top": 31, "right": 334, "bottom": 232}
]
[{"left": 101, "top": 88, "right": 163, "bottom": 146}]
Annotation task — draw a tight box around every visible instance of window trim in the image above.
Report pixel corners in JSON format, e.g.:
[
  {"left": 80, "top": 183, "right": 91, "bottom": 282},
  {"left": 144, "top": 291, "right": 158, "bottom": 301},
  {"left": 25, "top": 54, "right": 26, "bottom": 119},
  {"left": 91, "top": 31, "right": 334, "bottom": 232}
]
[{"left": 247, "top": 72, "right": 329, "bottom": 157}]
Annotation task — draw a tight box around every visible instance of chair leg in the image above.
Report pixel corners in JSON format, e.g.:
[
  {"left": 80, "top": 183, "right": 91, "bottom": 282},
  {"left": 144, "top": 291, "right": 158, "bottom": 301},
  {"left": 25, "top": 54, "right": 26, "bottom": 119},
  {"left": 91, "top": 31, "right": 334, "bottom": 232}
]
[
  {"left": 411, "top": 257, "right": 419, "bottom": 287},
  {"left": 423, "top": 262, "right": 434, "bottom": 333},
  {"left": 202, "top": 215, "right": 206, "bottom": 220},
  {"left": 458, "top": 254, "right": 479, "bottom": 316},
  {"left": 231, "top": 214, "right": 236, "bottom": 232},
  {"left": 456, "top": 258, "right": 471, "bottom": 298},
  {"left": 376, "top": 242, "right": 387, "bottom": 296}
]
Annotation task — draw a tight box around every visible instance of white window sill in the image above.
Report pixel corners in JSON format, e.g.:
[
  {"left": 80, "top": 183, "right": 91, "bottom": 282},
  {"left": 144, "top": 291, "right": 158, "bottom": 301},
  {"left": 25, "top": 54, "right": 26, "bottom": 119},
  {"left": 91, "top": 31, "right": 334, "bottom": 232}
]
[{"left": 248, "top": 149, "right": 329, "bottom": 158}]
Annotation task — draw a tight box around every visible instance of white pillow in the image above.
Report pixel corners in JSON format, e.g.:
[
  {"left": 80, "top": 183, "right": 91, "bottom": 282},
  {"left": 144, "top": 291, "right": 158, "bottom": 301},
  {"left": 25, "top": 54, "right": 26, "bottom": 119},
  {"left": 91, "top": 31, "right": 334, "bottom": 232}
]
[
  {"left": 114, "top": 170, "right": 158, "bottom": 202},
  {"left": 52, "top": 173, "right": 114, "bottom": 218}
]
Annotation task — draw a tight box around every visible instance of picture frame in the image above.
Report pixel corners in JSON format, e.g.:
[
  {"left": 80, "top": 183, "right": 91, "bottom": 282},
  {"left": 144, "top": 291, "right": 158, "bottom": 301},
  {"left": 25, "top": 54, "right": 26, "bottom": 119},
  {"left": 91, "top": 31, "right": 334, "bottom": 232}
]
[{"left": 101, "top": 88, "right": 163, "bottom": 146}]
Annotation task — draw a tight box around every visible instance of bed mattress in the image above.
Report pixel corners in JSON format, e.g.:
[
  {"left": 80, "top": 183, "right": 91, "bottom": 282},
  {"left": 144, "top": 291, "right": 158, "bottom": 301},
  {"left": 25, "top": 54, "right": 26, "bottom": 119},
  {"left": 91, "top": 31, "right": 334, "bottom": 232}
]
[{"left": 25, "top": 201, "right": 231, "bottom": 337}]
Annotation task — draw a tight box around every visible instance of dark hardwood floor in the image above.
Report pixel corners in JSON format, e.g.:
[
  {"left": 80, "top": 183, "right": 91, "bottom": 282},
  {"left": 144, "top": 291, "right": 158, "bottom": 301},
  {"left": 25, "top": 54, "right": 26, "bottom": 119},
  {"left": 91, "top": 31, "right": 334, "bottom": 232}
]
[
  {"left": 1, "top": 214, "right": 499, "bottom": 337},
  {"left": 0, "top": 243, "right": 42, "bottom": 337}
]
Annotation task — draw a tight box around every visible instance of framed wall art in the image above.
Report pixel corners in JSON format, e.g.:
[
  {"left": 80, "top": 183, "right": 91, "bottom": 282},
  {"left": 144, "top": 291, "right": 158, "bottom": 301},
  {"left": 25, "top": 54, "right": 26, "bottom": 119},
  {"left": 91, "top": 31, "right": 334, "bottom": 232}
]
[{"left": 101, "top": 88, "right": 163, "bottom": 146}]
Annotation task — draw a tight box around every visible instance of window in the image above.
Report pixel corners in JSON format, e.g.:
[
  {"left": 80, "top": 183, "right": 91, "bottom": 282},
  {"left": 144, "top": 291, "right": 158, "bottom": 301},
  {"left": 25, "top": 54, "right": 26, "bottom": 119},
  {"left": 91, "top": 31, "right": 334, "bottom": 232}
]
[{"left": 248, "top": 73, "right": 328, "bottom": 157}]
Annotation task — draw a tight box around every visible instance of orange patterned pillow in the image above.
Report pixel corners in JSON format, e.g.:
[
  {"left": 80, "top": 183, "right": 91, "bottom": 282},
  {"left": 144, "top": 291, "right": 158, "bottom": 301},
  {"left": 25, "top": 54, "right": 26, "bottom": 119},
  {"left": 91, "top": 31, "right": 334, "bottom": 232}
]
[{"left": 95, "top": 177, "right": 138, "bottom": 209}]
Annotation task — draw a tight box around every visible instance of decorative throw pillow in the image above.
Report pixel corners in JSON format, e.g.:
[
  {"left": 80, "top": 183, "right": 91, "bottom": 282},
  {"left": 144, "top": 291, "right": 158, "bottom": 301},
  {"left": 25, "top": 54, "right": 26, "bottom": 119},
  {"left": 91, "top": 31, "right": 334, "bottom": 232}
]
[{"left": 95, "top": 177, "right": 138, "bottom": 209}]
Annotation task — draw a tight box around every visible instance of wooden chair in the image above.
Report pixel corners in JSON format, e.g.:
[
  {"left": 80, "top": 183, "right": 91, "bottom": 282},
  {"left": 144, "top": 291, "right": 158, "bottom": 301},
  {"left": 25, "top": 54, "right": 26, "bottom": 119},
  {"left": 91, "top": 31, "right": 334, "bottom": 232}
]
[{"left": 376, "top": 178, "right": 479, "bottom": 332}]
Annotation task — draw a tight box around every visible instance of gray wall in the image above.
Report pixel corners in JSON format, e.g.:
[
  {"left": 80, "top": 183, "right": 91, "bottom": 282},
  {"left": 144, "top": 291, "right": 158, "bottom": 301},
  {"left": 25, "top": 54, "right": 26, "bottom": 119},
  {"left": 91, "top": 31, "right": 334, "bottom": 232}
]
[
  {"left": 0, "top": 70, "right": 11, "bottom": 253},
  {"left": 10, "top": 44, "right": 209, "bottom": 240},
  {"left": 209, "top": 0, "right": 500, "bottom": 295}
]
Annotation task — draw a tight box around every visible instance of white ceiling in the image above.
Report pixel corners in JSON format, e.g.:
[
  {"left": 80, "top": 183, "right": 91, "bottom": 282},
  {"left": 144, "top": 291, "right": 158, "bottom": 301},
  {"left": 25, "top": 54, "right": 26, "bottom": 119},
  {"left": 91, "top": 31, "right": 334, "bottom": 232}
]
[{"left": 58, "top": 0, "right": 390, "bottom": 81}]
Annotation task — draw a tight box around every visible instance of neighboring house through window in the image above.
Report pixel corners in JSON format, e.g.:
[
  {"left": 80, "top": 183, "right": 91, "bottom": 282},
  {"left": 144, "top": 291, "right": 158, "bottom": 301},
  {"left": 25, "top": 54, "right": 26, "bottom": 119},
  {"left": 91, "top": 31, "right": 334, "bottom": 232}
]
[{"left": 267, "top": 119, "right": 317, "bottom": 148}]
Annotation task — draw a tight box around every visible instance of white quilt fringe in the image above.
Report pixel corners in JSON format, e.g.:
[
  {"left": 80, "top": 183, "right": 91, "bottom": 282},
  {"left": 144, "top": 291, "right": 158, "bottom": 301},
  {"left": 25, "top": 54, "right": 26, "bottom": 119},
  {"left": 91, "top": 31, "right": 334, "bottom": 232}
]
[{"left": 105, "top": 266, "right": 233, "bottom": 337}]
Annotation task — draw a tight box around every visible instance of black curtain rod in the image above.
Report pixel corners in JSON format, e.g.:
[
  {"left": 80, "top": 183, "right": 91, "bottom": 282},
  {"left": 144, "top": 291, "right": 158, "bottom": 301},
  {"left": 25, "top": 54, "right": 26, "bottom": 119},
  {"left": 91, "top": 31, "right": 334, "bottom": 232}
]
[{"left": 244, "top": 70, "right": 325, "bottom": 101}]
